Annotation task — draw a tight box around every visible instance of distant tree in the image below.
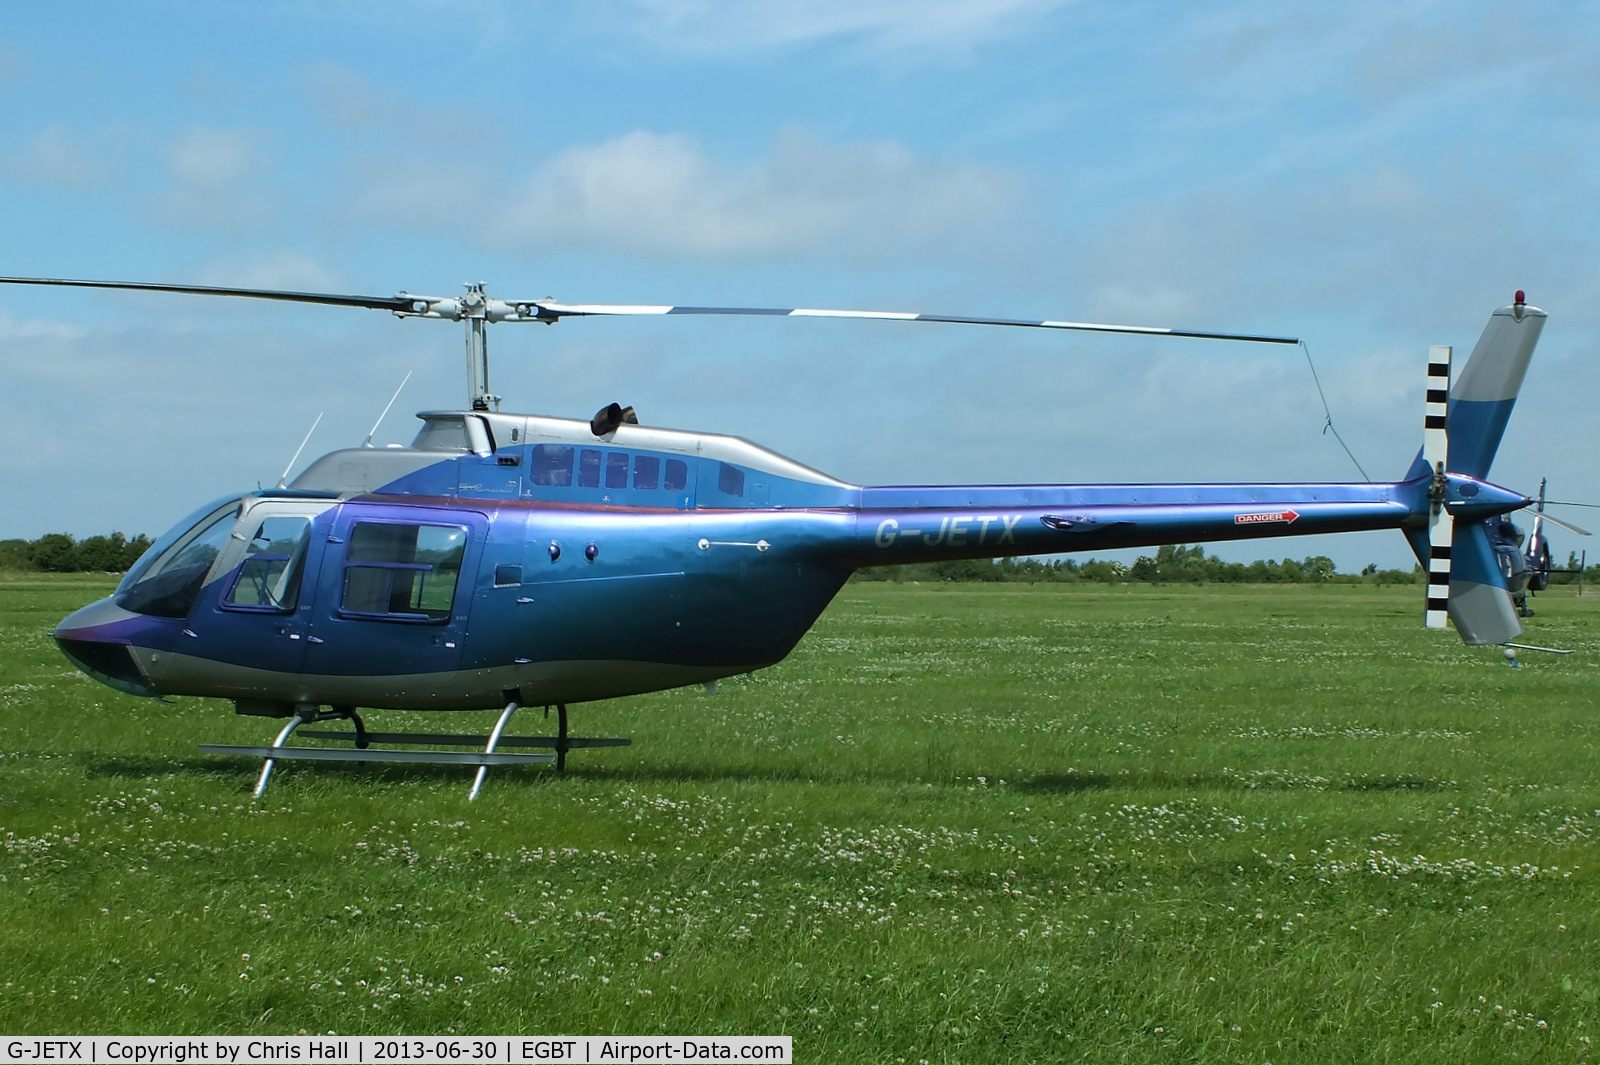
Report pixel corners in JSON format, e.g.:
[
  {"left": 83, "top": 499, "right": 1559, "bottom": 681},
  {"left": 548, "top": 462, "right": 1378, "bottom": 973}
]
[
  {"left": 121, "top": 534, "right": 154, "bottom": 569},
  {"left": 0, "top": 540, "right": 30, "bottom": 570},
  {"left": 29, "top": 533, "right": 79, "bottom": 572},
  {"left": 76, "top": 533, "right": 128, "bottom": 572},
  {"left": 1077, "top": 559, "right": 1126, "bottom": 583},
  {"left": 1302, "top": 556, "right": 1337, "bottom": 582}
]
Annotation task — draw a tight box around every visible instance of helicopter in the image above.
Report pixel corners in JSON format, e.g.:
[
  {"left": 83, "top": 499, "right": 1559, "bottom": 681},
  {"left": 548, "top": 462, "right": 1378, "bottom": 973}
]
[
  {"left": 0, "top": 277, "right": 1557, "bottom": 796},
  {"left": 1487, "top": 478, "right": 1590, "bottom": 617}
]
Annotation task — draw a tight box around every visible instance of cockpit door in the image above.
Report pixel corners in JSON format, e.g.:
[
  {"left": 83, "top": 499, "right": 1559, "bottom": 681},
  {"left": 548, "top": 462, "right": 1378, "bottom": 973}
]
[{"left": 179, "top": 498, "right": 337, "bottom": 691}]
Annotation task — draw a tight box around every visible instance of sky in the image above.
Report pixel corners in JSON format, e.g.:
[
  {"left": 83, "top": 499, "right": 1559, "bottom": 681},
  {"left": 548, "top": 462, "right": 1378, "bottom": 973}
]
[{"left": 2, "top": 0, "right": 1598, "bottom": 572}]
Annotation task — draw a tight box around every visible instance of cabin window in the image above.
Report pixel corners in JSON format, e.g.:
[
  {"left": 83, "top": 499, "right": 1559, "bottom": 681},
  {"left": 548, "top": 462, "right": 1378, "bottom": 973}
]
[
  {"left": 224, "top": 516, "right": 312, "bottom": 612},
  {"left": 664, "top": 458, "right": 688, "bottom": 491},
  {"left": 577, "top": 449, "right": 602, "bottom": 488},
  {"left": 340, "top": 522, "right": 466, "bottom": 622},
  {"left": 633, "top": 454, "right": 660, "bottom": 490},
  {"left": 116, "top": 501, "right": 242, "bottom": 617},
  {"left": 529, "top": 445, "right": 574, "bottom": 487},
  {"left": 718, "top": 462, "right": 745, "bottom": 498},
  {"left": 493, "top": 563, "right": 523, "bottom": 588},
  {"left": 605, "top": 452, "right": 629, "bottom": 489}
]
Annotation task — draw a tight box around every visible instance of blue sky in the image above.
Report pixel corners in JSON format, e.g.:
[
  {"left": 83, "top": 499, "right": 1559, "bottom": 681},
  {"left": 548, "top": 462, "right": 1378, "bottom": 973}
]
[{"left": 3, "top": 0, "right": 1598, "bottom": 571}]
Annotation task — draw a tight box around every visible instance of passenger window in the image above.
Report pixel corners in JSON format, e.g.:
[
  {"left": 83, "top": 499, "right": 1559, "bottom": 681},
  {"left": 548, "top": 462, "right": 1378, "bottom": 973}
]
[
  {"left": 718, "top": 462, "right": 745, "bottom": 497},
  {"left": 529, "top": 445, "right": 574, "bottom": 487},
  {"left": 664, "top": 458, "right": 688, "bottom": 491},
  {"left": 224, "top": 516, "right": 312, "bottom": 611},
  {"left": 341, "top": 523, "right": 466, "bottom": 621},
  {"left": 633, "top": 455, "right": 660, "bottom": 490},
  {"left": 578, "top": 449, "right": 602, "bottom": 488},
  {"left": 605, "top": 452, "right": 629, "bottom": 489},
  {"left": 494, "top": 563, "right": 523, "bottom": 588}
]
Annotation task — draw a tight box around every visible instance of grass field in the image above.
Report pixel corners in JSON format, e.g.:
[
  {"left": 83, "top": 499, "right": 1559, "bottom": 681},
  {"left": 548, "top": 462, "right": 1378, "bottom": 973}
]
[{"left": 3, "top": 574, "right": 1599, "bottom": 1061}]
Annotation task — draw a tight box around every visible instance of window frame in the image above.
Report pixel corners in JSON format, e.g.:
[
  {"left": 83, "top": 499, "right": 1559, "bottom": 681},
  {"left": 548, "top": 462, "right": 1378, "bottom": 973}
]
[
  {"left": 220, "top": 514, "right": 314, "bottom": 615},
  {"left": 336, "top": 520, "right": 470, "bottom": 624}
]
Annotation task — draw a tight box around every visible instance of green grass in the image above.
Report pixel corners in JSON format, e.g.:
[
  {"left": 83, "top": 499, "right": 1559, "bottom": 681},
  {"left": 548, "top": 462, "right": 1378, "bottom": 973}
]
[{"left": 3, "top": 574, "right": 1599, "bottom": 1061}]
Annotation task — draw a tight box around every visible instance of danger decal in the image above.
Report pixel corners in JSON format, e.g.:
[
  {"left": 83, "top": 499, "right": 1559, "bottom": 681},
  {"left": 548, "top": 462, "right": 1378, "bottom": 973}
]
[{"left": 1234, "top": 509, "right": 1300, "bottom": 526}]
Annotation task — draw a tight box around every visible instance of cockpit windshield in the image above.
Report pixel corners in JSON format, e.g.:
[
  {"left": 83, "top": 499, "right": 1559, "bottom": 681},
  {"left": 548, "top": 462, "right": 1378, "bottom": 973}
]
[{"left": 115, "top": 499, "right": 243, "bottom": 618}]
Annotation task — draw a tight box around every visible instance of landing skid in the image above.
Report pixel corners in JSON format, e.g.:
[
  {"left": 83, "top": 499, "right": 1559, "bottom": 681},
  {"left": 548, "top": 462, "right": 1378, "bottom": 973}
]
[{"left": 198, "top": 702, "right": 630, "bottom": 799}]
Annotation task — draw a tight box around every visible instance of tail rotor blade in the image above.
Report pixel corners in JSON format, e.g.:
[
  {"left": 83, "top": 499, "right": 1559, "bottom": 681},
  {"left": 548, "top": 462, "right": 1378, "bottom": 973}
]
[
  {"left": 1424, "top": 345, "right": 1452, "bottom": 630},
  {"left": 1424, "top": 344, "right": 1451, "bottom": 471},
  {"left": 1525, "top": 509, "right": 1591, "bottom": 538},
  {"left": 1426, "top": 508, "right": 1454, "bottom": 630}
]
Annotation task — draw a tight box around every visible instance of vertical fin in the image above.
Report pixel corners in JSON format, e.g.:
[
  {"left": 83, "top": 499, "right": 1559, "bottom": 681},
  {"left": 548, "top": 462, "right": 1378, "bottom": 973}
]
[{"left": 1447, "top": 295, "right": 1546, "bottom": 478}]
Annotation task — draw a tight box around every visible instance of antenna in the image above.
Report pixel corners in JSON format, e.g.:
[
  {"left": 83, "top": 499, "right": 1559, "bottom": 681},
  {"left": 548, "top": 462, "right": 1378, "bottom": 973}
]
[
  {"left": 363, "top": 371, "right": 413, "bottom": 448},
  {"left": 277, "top": 412, "right": 324, "bottom": 489}
]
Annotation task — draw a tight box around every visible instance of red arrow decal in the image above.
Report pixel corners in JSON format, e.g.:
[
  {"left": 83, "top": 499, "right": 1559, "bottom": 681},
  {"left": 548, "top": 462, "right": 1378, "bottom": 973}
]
[{"left": 1234, "top": 509, "right": 1300, "bottom": 526}]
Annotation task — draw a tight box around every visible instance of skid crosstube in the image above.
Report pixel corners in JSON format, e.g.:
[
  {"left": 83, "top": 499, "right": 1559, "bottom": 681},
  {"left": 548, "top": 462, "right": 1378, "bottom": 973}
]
[{"left": 199, "top": 702, "right": 626, "bottom": 798}]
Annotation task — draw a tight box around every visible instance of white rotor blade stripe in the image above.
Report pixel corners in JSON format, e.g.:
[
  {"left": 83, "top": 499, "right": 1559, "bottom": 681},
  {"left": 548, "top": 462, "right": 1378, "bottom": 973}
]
[{"left": 529, "top": 302, "right": 1300, "bottom": 344}]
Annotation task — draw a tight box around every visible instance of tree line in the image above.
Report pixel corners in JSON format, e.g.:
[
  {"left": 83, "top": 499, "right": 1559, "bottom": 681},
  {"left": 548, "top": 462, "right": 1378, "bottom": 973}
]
[
  {"left": 856, "top": 542, "right": 1600, "bottom": 586},
  {"left": 0, "top": 532, "right": 155, "bottom": 573}
]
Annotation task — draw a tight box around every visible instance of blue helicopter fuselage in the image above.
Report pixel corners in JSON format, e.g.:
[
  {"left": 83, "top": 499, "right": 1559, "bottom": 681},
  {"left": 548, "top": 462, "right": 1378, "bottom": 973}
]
[{"left": 52, "top": 407, "right": 1528, "bottom": 713}]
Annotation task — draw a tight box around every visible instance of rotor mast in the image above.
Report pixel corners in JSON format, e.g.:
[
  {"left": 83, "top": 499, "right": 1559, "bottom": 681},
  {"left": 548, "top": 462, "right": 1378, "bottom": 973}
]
[
  {"left": 391, "top": 283, "right": 551, "bottom": 411},
  {"left": 462, "top": 284, "right": 497, "bottom": 411}
]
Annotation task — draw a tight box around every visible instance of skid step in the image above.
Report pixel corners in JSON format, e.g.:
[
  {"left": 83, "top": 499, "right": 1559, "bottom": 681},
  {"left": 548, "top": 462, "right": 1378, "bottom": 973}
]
[
  {"left": 198, "top": 744, "right": 553, "bottom": 766},
  {"left": 297, "top": 730, "right": 631, "bottom": 749}
]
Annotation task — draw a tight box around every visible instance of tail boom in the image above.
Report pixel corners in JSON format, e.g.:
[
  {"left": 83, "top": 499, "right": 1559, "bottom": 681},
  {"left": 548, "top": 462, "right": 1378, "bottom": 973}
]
[{"left": 849, "top": 488, "right": 1410, "bottom": 567}]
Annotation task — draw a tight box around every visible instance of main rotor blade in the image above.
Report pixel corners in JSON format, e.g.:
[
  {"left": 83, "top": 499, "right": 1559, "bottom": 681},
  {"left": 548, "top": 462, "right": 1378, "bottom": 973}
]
[
  {"left": 0, "top": 276, "right": 416, "bottom": 313},
  {"left": 527, "top": 301, "right": 1301, "bottom": 345},
  {"left": 0, "top": 276, "right": 1300, "bottom": 344}
]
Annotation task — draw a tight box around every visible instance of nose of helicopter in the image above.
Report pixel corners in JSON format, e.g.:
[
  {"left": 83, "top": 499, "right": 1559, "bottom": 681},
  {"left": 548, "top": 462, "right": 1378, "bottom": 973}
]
[{"left": 53, "top": 597, "right": 159, "bottom": 698}]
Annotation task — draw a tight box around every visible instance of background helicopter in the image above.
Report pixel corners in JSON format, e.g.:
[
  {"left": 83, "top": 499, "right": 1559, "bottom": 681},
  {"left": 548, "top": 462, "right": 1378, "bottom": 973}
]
[
  {"left": 0, "top": 276, "right": 1559, "bottom": 796},
  {"left": 1489, "top": 478, "right": 1590, "bottom": 617}
]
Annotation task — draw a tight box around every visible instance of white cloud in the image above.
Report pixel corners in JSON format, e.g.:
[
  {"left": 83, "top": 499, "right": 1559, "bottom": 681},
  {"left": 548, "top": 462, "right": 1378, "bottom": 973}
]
[
  {"left": 300, "top": 61, "right": 402, "bottom": 129},
  {"left": 191, "top": 251, "right": 347, "bottom": 292},
  {"left": 151, "top": 127, "right": 276, "bottom": 229},
  {"left": 3, "top": 125, "right": 120, "bottom": 188},
  {"left": 342, "top": 157, "right": 498, "bottom": 223},
  {"left": 619, "top": 0, "right": 1075, "bottom": 54},
  {"left": 499, "top": 127, "right": 1020, "bottom": 259},
  {"left": 0, "top": 309, "right": 87, "bottom": 342}
]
